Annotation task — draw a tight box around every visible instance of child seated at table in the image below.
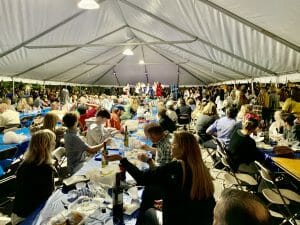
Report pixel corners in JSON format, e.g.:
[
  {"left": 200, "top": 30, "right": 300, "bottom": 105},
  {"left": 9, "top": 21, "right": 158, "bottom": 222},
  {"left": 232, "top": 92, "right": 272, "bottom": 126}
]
[{"left": 63, "top": 112, "right": 107, "bottom": 174}]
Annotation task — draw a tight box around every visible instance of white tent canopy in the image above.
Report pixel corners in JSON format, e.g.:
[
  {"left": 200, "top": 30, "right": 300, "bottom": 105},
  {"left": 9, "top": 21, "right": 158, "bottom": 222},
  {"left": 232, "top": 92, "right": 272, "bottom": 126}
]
[{"left": 0, "top": 0, "right": 299, "bottom": 86}]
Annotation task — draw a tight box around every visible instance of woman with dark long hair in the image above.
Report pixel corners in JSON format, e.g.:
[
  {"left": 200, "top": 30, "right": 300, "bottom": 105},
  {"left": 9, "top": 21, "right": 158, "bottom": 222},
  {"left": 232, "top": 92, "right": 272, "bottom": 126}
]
[{"left": 106, "top": 131, "right": 215, "bottom": 225}]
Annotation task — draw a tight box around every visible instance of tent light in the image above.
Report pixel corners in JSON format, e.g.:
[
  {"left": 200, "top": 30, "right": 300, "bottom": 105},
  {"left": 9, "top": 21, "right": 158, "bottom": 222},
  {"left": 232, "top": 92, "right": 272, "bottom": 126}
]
[
  {"left": 77, "top": 0, "right": 99, "bottom": 10},
  {"left": 139, "top": 60, "right": 145, "bottom": 64},
  {"left": 123, "top": 48, "right": 134, "bottom": 56}
]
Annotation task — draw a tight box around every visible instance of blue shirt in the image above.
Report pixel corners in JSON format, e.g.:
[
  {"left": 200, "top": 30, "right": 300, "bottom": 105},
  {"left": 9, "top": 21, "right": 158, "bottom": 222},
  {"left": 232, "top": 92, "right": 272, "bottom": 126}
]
[{"left": 206, "top": 117, "right": 236, "bottom": 145}]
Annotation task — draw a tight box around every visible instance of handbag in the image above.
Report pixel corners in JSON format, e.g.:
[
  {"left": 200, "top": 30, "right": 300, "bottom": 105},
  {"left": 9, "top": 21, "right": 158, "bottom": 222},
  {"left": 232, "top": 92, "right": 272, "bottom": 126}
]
[{"left": 273, "top": 146, "right": 295, "bottom": 158}]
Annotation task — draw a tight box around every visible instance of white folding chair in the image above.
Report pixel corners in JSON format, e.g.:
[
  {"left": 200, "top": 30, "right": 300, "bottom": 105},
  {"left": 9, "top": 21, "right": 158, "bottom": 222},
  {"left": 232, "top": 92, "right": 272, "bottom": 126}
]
[{"left": 255, "top": 161, "right": 300, "bottom": 225}]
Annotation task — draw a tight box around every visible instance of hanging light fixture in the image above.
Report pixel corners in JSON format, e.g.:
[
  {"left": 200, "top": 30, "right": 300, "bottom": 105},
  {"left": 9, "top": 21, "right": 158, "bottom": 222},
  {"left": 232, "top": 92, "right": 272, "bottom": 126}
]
[
  {"left": 77, "top": 0, "right": 99, "bottom": 10},
  {"left": 122, "top": 48, "right": 134, "bottom": 56},
  {"left": 139, "top": 60, "right": 145, "bottom": 64}
]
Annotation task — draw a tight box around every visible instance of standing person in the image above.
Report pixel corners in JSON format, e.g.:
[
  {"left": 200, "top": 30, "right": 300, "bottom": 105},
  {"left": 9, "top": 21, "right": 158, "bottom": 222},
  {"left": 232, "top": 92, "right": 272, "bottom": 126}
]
[
  {"left": 105, "top": 131, "right": 215, "bottom": 225},
  {"left": 282, "top": 87, "right": 300, "bottom": 114},
  {"left": 63, "top": 112, "right": 106, "bottom": 174},
  {"left": 11, "top": 130, "right": 56, "bottom": 225}
]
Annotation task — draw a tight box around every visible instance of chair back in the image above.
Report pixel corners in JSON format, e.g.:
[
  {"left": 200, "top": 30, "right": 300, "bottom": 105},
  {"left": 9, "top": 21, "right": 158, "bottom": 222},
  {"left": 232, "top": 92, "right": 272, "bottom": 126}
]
[
  {"left": 254, "top": 161, "right": 274, "bottom": 184},
  {"left": 52, "top": 147, "right": 66, "bottom": 162},
  {"left": 178, "top": 114, "right": 190, "bottom": 125}
]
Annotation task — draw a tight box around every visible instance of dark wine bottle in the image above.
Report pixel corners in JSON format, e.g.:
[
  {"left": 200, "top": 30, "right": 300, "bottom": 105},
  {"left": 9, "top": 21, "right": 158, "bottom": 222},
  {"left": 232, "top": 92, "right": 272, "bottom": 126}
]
[
  {"left": 112, "top": 172, "right": 124, "bottom": 225},
  {"left": 124, "top": 125, "right": 129, "bottom": 147}
]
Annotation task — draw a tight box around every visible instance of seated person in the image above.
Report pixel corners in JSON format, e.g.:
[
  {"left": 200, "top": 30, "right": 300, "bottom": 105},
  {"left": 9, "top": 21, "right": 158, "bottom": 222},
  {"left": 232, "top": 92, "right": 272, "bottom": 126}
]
[
  {"left": 109, "top": 105, "right": 125, "bottom": 131},
  {"left": 86, "top": 109, "right": 116, "bottom": 146},
  {"left": 157, "top": 108, "right": 176, "bottom": 133},
  {"left": 141, "top": 123, "right": 172, "bottom": 166},
  {"left": 227, "top": 113, "right": 263, "bottom": 173},
  {"left": 196, "top": 102, "right": 218, "bottom": 148},
  {"left": 105, "top": 131, "right": 215, "bottom": 225},
  {"left": 30, "top": 111, "right": 66, "bottom": 148},
  {"left": 165, "top": 100, "right": 177, "bottom": 122},
  {"left": 213, "top": 189, "right": 270, "bottom": 225},
  {"left": 175, "top": 98, "right": 192, "bottom": 122},
  {"left": 77, "top": 104, "right": 98, "bottom": 131},
  {"left": 206, "top": 106, "right": 237, "bottom": 147},
  {"left": 282, "top": 113, "right": 300, "bottom": 142},
  {"left": 0, "top": 103, "right": 20, "bottom": 128},
  {"left": 50, "top": 100, "right": 65, "bottom": 120},
  {"left": 63, "top": 112, "right": 106, "bottom": 174},
  {"left": 269, "top": 110, "right": 285, "bottom": 139},
  {"left": 11, "top": 130, "right": 56, "bottom": 225},
  {"left": 16, "top": 98, "right": 32, "bottom": 112}
]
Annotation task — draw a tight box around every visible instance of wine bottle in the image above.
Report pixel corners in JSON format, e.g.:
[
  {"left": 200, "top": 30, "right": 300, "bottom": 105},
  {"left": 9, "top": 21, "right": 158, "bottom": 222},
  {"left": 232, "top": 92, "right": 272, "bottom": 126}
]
[
  {"left": 101, "top": 141, "right": 108, "bottom": 168},
  {"left": 112, "top": 172, "right": 124, "bottom": 225},
  {"left": 124, "top": 125, "right": 129, "bottom": 147}
]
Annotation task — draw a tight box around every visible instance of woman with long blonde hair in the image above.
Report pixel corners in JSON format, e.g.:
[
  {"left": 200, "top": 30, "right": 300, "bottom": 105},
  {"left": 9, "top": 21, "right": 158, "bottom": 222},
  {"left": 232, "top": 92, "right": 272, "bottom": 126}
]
[
  {"left": 11, "top": 129, "right": 56, "bottom": 224},
  {"left": 106, "top": 131, "right": 215, "bottom": 225}
]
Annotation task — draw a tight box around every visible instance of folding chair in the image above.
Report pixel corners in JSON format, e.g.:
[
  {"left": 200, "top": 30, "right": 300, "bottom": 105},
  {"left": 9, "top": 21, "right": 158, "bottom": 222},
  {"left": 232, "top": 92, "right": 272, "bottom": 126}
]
[
  {"left": 255, "top": 161, "right": 300, "bottom": 225},
  {"left": 52, "top": 147, "right": 67, "bottom": 181},
  {"left": 177, "top": 114, "right": 190, "bottom": 131},
  {"left": 212, "top": 137, "right": 258, "bottom": 191},
  {"left": 0, "top": 175, "right": 17, "bottom": 208}
]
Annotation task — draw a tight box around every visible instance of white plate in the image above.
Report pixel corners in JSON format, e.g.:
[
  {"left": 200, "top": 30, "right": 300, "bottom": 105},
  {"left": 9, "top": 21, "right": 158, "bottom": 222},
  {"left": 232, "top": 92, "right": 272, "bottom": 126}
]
[{"left": 252, "top": 136, "right": 264, "bottom": 143}]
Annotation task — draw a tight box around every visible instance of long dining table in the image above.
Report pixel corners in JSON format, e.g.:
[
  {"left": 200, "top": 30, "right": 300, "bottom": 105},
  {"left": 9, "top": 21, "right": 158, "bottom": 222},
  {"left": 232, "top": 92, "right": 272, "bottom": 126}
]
[
  {"left": 0, "top": 127, "right": 31, "bottom": 176},
  {"left": 23, "top": 122, "right": 153, "bottom": 225}
]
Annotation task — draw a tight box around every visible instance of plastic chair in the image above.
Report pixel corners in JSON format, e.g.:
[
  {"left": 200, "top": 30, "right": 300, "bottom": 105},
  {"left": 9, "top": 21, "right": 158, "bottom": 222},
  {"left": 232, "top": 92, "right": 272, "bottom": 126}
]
[{"left": 255, "top": 161, "right": 300, "bottom": 225}]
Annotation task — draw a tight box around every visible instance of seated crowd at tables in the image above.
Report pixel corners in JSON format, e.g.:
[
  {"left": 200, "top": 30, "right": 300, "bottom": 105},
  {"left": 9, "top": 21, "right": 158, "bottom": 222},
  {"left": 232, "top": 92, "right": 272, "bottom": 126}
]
[{"left": 1, "top": 83, "right": 300, "bottom": 225}]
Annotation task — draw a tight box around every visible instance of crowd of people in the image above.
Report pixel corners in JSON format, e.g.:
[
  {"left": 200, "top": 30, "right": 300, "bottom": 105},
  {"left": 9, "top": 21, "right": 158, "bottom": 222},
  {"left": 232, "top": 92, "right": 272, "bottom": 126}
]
[{"left": 1, "top": 81, "right": 300, "bottom": 225}]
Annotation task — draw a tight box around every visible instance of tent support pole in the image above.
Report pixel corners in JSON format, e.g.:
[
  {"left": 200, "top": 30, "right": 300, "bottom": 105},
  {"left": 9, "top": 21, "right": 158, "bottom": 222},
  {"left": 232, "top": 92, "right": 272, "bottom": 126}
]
[
  {"left": 12, "top": 78, "right": 15, "bottom": 99},
  {"left": 147, "top": 45, "right": 208, "bottom": 85}
]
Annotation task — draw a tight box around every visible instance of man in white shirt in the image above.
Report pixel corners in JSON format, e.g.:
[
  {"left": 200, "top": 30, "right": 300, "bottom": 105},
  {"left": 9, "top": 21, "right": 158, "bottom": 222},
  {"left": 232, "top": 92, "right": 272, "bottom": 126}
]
[
  {"left": 0, "top": 103, "right": 20, "bottom": 127},
  {"left": 86, "top": 109, "right": 116, "bottom": 145}
]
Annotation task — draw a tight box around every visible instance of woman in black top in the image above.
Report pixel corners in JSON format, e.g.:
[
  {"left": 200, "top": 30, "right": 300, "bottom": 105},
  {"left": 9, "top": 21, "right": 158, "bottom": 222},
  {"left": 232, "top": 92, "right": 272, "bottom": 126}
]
[
  {"left": 158, "top": 107, "right": 176, "bottom": 133},
  {"left": 106, "top": 131, "right": 215, "bottom": 225},
  {"left": 11, "top": 129, "right": 56, "bottom": 225},
  {"left": 228, "top": 114, "right": 263, "bottom": 172}
]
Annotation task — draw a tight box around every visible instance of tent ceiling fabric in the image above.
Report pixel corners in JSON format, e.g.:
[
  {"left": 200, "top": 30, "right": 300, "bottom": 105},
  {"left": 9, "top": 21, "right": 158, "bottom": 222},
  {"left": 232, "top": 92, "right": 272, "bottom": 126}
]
[{"left": 0, "top": 0, "right": 299, "bottom": 86}]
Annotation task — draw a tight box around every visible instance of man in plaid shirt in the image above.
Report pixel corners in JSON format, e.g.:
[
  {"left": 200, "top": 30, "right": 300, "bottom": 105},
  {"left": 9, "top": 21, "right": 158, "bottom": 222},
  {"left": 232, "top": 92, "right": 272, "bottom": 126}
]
[{"left": 141, "top": 123, "right": 172, "bottom": 166}]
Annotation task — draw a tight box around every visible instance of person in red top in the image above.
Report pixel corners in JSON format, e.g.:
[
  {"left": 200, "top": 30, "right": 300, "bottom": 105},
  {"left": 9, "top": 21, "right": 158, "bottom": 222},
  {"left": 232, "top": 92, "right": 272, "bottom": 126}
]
[
  {"left": 77, "top": 103, "right": 98, "bottom": 131},
  {"left": 109, "top": 105, "right": 124, "bottom": 131},
  {"left": 156, "top": 82, "right": 163, "bottom": 97}
]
